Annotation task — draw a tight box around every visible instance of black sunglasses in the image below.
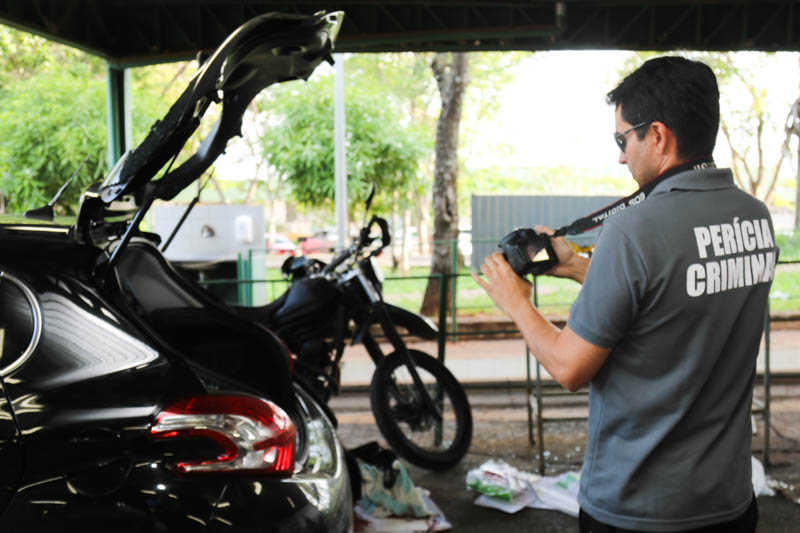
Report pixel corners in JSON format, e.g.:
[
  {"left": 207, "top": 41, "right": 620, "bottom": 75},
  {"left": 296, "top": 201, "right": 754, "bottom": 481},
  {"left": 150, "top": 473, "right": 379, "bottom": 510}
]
[{"left": 613, "top": 122, "right": 648, "bottom": 153}]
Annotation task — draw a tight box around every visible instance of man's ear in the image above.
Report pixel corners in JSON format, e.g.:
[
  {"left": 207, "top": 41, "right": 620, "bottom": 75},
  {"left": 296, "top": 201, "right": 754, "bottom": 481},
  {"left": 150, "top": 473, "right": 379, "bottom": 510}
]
[{"left": 649, "top": 121, "right": 676, "bottom": 156}]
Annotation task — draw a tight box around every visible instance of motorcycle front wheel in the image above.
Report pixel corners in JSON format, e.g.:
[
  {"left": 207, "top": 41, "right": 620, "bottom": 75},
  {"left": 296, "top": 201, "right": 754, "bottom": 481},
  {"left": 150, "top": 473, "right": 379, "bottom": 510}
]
[{"left": 370, "top": 349, "right": 472, "bottom": 470}]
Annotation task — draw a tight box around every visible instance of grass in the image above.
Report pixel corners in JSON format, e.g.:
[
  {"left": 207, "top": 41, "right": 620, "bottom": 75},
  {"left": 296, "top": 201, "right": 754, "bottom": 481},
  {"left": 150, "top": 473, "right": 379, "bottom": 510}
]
[
  {"left": 252, "top": 260, "right": 800, "bottom": 317},
  {"left": 378, "top": 263, "right": 800, "bottom": 317},
  {"left": 776, "top": 231, "right": 800, "bottom": 262},
  {"left": 383, "top": 268, "right": 580, "bottom": 317}
]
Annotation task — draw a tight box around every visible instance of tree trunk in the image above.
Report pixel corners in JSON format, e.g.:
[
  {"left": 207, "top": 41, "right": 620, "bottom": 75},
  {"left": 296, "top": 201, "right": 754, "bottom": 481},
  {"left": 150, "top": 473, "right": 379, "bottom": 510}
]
[
  {"left": 419, "top": 52, "right": 469, "bottom": 316},
  {"left": 794, "top": 57, "right": 800, "bottom": 230},
  {"left": 795, "top": 139, "right": 800, "bottom": 230}
]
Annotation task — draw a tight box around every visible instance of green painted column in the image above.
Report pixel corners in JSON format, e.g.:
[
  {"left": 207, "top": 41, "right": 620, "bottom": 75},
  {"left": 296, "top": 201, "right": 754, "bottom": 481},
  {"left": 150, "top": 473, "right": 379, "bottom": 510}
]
[{"left": 106, "top": 64, "right": 132, "bottom": 169}]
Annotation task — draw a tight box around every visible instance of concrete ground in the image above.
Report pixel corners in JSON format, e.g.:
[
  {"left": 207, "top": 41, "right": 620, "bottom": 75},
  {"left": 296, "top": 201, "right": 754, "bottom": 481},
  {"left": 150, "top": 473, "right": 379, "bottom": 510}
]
[
  {"left": 337, "top": 329, "right": 800, "bottom": 386},
  {"left": 332, "top": 334, "right": 800, "bottom": 532}
]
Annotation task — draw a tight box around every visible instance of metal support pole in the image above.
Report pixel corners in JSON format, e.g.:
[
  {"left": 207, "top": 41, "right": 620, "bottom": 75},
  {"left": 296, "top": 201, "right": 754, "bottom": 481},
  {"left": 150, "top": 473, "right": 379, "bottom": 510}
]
[
  {"left": 763, "top": 305, "right": 771, "bottom": 466},
  {"left": 536, "top": 352, "right": 545, "bottom": 475},
  {"left": 247, "top": 249, "right": 254, "bottom": 306},
  {"left": 533, "top": 276, "right": 545, "bottom": 475},
  {"left": 437, "top": 273, "right": 448, "bottom": 364},
  {"left": 105, "top": 65, "right": 131, "bottom": 169},
  {"left": 333, "top": 53, "right": 348, "bottom": 251},
  {"left": 526, "top": 345, "right": 534, "bottom": 445},
  {"left": 450, "top": 240, "right": 458, "bottom": 342},
  {"left": 236, "top": 253, "right": 243, "bottom": 304}
]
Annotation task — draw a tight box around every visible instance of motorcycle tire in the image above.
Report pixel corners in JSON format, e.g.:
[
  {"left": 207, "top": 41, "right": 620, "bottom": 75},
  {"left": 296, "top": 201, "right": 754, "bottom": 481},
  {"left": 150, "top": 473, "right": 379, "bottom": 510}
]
[{"left": 370, "top": 349, "right": 472, "bottom": 470}]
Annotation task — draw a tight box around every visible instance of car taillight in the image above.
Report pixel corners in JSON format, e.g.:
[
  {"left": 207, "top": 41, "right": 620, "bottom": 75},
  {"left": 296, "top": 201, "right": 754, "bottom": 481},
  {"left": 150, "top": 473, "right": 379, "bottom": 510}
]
[{"left": 150, "top": 395, "right": 296, "bottom": 476}]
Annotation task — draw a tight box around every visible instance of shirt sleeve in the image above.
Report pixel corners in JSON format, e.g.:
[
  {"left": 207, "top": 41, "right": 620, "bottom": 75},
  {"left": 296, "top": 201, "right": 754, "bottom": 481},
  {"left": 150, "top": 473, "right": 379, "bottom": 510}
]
[{"left": 567, "top": 220, "right": 647, "bottom": 349}]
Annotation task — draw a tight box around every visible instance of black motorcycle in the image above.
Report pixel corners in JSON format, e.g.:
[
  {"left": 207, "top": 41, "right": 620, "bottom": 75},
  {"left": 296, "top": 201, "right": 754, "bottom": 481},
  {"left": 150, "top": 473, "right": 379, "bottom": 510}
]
[{"left": 236, "top": 191, "right": 472, "bottom": 470}]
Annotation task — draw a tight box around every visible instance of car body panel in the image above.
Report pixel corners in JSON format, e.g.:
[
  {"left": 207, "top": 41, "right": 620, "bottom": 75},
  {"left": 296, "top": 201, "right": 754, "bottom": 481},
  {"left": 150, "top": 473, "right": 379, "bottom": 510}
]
[
  {"left": 0, "top": 377, "right": 23, "bottom": 519},
  {"left": 0, "top": 10, "right": 352, "bottom": 532},
  {"left": 266, "top": 233, "right": 297, "bottom": 255},
  {"left": 0, "top": 228, "right": 352, "bottom": 531},
  {"left": 300, "top": 232, "right": 338, "bottom": 254}
]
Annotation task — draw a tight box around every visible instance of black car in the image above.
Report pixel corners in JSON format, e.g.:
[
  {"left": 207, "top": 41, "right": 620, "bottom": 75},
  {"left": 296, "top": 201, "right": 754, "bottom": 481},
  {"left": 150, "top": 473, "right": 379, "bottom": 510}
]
[{"left": 0, "top": 11, "right": 353, "bottom": 532}]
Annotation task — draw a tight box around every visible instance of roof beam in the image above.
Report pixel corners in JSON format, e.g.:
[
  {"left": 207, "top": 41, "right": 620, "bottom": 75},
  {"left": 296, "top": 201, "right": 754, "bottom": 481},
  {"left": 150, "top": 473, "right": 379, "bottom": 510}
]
[{"left": 1, "top": 1, "right": 800, "bottom": 66}]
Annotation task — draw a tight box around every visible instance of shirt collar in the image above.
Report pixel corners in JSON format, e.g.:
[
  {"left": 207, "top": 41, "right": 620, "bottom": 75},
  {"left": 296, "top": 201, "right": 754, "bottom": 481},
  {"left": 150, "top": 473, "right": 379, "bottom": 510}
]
[{"left": 650, "top": 167, "right": 735, "bottom": 196}]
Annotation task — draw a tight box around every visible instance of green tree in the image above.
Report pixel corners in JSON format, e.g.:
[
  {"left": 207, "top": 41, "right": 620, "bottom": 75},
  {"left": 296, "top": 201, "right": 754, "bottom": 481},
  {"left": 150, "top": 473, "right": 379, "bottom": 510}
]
[
  {"left": 344, "top": 53, "right": 438, "bottom": 270},
  {"left": 0, "top": 68, "right": 107, "bottom": 214},
  {"left": 0, "top": 26, "right": 104, "bottom": 85},
  {"left": 346, "top": 52, "right": 525, "bottom": 254},
  {"left": 257, "top": 76, "right": 428, "bottom": 220},
  {"left": 0, "top": 25, "right": 195, "bottom": 215},
  {"left": 419, "top": 52, "right": 525, "bottom": 315},
  {"left": 420, "top": 52, "right": 470, "bottom": 316}
]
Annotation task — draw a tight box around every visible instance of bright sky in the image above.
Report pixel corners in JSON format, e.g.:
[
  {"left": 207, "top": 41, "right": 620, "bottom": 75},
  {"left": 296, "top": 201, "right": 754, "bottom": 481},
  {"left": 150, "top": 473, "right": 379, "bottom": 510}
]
[
  {"left": 219, "top": 49, "right": 800, "bottom": 199},
  {"left": 475, "top": 50, "right": 800, "bottom": 178},
  {"left": 485, "top": 50, "right": 632, "bottom": 169}
]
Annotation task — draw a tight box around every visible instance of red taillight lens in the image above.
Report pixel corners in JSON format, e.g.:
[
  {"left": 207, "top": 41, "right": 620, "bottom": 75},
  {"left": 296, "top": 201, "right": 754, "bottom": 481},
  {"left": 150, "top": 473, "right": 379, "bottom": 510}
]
[{"left": 150, "top": 395, "right": 296, "bottom": 476}]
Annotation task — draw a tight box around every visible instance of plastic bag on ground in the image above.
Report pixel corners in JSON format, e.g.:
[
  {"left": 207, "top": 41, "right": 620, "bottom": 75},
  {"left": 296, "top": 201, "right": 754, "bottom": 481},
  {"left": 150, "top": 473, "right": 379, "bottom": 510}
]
[
  {"left": 358, "top": 458, "right": 430, "bottom": 518},
  {"left": 467, "top": 460, "right": 579, "bottom": 516},
  {"left": 469, "top": 456, "right": 777, "bottom": 518},
  {"left": 349, "top": 441, "right": 450, "bottom": 532}
]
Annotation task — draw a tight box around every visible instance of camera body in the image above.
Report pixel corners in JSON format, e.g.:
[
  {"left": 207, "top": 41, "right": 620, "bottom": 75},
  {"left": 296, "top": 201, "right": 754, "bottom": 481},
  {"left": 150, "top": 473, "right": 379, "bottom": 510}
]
[{"left": 499, "top": 228, "right": 558, "bottom": 278}]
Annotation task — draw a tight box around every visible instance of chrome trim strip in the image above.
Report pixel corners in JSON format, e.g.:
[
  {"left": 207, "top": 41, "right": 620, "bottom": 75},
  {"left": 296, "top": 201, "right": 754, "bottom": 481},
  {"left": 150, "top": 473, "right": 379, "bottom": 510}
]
[
  {"left": 3, "top": 225, "right": 70, "bottom": 234},
  {"left": 0, "top": 270, "right": 43, "bottom": 377}
]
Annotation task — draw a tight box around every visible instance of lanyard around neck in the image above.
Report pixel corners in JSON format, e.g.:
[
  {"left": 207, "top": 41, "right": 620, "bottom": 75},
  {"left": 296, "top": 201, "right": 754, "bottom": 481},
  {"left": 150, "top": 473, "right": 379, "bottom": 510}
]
[{"left": 552, "top": 158, "right": 716, "bottom": 238}]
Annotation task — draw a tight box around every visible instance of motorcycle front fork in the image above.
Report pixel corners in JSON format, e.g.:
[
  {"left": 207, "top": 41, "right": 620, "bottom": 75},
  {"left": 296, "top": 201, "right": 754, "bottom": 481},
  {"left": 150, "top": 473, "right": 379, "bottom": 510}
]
[{"left": 362, "top": 309, "right": 443, "bottom": 425}]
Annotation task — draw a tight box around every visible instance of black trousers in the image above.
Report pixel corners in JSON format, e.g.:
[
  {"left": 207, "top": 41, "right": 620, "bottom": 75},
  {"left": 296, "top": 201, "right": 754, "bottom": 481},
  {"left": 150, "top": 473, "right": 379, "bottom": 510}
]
[{"left": 578, "top": 495, "right": 758, "bottom": 533}]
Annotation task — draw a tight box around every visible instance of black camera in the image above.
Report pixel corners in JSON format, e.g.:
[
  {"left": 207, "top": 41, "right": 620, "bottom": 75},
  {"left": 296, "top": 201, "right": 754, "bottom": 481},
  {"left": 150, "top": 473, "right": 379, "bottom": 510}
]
[{"left": 499, "top": 228, "right": 558, "bottom": 279}]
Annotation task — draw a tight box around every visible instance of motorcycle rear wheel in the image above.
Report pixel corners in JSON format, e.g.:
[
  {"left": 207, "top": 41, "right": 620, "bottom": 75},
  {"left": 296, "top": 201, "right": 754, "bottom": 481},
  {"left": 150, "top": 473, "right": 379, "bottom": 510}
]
[{"left": 370, "top": 349, "right": 472, "bottom": 470}]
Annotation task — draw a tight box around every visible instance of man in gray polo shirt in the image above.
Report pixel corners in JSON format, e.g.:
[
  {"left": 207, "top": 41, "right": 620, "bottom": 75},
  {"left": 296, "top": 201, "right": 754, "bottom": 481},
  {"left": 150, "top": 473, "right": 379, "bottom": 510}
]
[{"left": 473, "top": 57, "right": 776, "bottom": 532}]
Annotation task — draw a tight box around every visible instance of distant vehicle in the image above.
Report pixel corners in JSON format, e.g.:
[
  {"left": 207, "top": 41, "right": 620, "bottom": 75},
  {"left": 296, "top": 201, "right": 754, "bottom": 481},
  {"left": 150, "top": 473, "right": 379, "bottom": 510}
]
[
  {"left": 265, "top": 232, "right": 297, "bottom": 255},
  {"left": 300, "top": 231, "right": 338, "bottom": 254}
]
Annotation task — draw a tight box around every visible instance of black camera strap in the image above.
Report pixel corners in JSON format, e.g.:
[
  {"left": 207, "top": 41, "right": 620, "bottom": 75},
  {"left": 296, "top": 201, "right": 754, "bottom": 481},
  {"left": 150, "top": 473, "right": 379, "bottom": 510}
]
[{"left": 552, "top": 158, "right": 715, "bottom": 238}]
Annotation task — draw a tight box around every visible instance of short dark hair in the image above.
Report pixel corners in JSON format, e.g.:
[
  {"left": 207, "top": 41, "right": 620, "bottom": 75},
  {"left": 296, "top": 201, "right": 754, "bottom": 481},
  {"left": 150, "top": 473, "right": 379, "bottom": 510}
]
[{"left": 606, "top": 56, "right": 720, "bottom": 161}]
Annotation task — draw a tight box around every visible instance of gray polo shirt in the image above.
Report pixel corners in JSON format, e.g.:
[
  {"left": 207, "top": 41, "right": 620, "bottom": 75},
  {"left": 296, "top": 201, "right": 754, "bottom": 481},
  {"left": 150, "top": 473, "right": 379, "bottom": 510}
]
[{"left": 568, "top": 167, "right": 777, "bottom": 531}]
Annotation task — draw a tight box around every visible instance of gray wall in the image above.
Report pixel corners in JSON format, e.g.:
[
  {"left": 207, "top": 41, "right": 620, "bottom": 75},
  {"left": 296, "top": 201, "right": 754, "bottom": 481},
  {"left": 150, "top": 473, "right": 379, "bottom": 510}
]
[
  {"left": 152, "top": 204, "right": 264, "bottom": 262},
  {"left": 471, "top": 194, "right": 619, "bottom": 267}
]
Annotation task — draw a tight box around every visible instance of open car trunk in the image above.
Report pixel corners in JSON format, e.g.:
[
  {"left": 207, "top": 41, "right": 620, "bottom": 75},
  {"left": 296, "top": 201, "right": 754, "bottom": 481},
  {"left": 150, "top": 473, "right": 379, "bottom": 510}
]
[{"left": 112, "top": 239, "right": 293, "bottom": 407}]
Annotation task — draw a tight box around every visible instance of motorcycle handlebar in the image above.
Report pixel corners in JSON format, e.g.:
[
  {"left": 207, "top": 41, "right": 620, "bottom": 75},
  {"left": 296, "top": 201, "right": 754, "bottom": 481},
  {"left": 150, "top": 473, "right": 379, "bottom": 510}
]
[
  {"left": 321, "top": 216, "right": 391, "bottom": 275},
  {"left": 371, "top": 215, "right": 391, "bottom": 250},
  {"left": 322, "top": 244, "right": 354, "bottom": 274}
]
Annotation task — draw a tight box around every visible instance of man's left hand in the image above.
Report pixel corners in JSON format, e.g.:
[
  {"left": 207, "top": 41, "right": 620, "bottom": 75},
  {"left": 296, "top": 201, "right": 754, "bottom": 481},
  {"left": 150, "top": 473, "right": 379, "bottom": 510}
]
[{"left": 471, "top": 251, "right": 532, "bottom": 319}]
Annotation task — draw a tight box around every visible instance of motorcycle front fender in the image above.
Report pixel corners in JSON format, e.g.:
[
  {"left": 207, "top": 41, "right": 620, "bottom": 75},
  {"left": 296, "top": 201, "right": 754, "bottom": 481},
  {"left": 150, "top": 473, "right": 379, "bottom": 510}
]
[{"left": 382, "top": 303, "right": 438, "bottom": 340}]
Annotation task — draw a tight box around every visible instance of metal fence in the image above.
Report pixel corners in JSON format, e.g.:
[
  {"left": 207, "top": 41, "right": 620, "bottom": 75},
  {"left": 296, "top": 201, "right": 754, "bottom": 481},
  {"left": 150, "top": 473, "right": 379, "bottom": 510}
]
[{"left": 196, "top": 244, "right": 795, "bottom": 471}]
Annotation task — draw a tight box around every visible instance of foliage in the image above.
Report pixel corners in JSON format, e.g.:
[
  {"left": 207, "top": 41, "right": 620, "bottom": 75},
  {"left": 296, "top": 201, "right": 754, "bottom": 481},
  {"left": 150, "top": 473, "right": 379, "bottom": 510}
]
[
  {"left": 345, "top": 52, "right": 526, "bottom": 222},
  {"left": 0, "top": 26, "right": 105, "bottom": 85},
  {"left": 776, "top": 231, "right": 800, "bottom": 261},
  {"left": 345, "top": 53, "right": 439, "bottom": 203},
  {"left": 459, "top": 52, "right": 525, "bottom": 162},
  {"left": 0, "top": 24, "right": 199, "bottom": 215},
  {"left": 0, "top": 68, "right": 107, "bottom": 214},
  {"left": 257, "top": 76, "right": 429, "bottom": 217},
  {"left": 462, "top": 164, "right": 634, "bottom": 201},
  {"left": 620, "top": 52, "right": 795, "bottom": 205},
  {"left": 128, "top": 61, "right": 198, "bottom": 147}
]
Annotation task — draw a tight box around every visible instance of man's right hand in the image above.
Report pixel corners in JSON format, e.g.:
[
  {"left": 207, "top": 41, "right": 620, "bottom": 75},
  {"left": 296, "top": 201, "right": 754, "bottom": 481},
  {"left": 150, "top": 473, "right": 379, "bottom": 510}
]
[{"left": 534, "top": 225, "right": 590, "bottom": 284}]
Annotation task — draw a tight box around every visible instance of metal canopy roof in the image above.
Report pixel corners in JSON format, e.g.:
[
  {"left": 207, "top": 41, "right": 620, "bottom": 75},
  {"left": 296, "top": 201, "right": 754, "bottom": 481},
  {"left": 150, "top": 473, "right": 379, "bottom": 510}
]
[{"left": 1, "top": 1, "right": 799, "bottom": 67}]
